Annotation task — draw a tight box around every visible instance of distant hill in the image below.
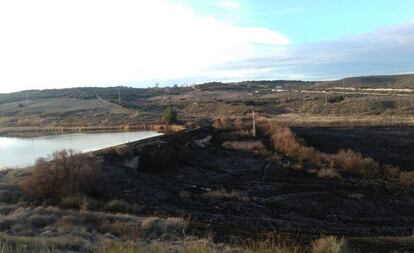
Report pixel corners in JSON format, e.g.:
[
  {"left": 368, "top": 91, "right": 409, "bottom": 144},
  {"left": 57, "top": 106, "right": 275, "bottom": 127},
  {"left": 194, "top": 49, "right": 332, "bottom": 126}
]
[
  {"left": 0, "top": 80, "right": 313, "bottom": 105},
  {"left": 312, "top": 74, "right": 414, "bottom": 89},
  {"left": 2, "top": 74, "right": 413, "bottom": 103},
  {"left": 1, "top": 73, "right": 414, "bottom": 130},
  {"left": 0, "top": 87, "right": 170, "bottom": 104},
  {"left": 194, "top": 80, "right": 312, "bottom": 90}
]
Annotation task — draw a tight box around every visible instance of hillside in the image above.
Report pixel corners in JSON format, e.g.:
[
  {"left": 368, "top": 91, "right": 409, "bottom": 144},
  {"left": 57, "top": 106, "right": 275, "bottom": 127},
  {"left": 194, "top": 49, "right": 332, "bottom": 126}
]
[
  {"left": 312, "top": 74, "right": 414, "bottom": 89},
  {"left": 1, "top": 74, "right": 414, "bottom": 134}
]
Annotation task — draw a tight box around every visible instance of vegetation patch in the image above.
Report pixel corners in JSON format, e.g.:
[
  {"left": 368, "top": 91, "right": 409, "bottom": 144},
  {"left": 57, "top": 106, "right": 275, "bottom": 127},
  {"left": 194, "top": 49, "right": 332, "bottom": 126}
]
[
  {"left": 222, "top": 140, "right": 266, "bottom": 152},
  {"left": 20, "top": 150, "right": 104, "bottom": 199}
]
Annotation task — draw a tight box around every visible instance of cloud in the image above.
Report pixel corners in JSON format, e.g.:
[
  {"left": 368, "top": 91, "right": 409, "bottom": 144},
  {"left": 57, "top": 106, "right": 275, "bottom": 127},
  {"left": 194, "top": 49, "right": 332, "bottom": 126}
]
[
  {"left": 210, "top": 21, "right": 414, "bottom": 81},
  {"left": 215, "top": 0, "right": 240, "bottom": 10},
  {"left": 0, "top": 0, "right": 288, "bottom": 92},
  {"left": 1, "top": 0, "right": 413, "bottom": 93}
]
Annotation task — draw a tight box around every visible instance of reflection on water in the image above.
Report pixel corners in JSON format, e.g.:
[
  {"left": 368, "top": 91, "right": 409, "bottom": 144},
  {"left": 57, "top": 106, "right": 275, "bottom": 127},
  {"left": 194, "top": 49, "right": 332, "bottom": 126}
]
[{"left": 0, "top": 131, "right": 161, "bottom": 169}]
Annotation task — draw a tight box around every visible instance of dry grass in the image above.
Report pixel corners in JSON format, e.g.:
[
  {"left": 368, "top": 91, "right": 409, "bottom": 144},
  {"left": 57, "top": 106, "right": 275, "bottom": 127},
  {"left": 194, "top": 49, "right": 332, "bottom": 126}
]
[
  {"left": 19, "top": 149, "right": 104, "bottom": 199},
  {"left": 311, "top": 236, "right": 351, "bottom": 253},
  {"left": 103, "top": 199, "right": 130, "bottom": 213},
  {"left": 317, "top": 168, "right": 342, "bottom": 179},
  {"left": 258, "top": 114, "right": 414, "bottom": 128},
  {"left": 269, "top": 126, "right": 322, "bottom": 164},
  {"left": 213, "top": 116, "right": 385, "bottom": 179},
  {"left": 0, "top": 204, "right": 189, "bottom": 242},
  {"left": 222, "top": 141, "right": 266, "bottom": 152},
  {"left": 0, "top": 233, "right": 93, "bottom": 253},
  {"left": 213, "top": 116, "right": 251, "bottom": 130},
  {"left": 329, "top": 149, "right": 379, "bottom": 177},
  {"left": 214, "top": 114, "right": 414, "bottom": 130},
  {"left": 399, "top": 171, "right": 414, "bottom": 187},
  {"left": 100, "top": 238, "right": 303, "bottom": 253},
  {"left": 216, "top": 116, "right": 414, "bottom": 190},
  {"left": 263, "top": 123, "right": 381, "bottom": 178},
  {"left": 384, "top": 165, "right": 401, "bottom": 178},
  {"left": 201, "top": 190, "right": 250, "bottom": 202},
  {"left": 0, "top": 212, "right": 353, "bottom": 253}
]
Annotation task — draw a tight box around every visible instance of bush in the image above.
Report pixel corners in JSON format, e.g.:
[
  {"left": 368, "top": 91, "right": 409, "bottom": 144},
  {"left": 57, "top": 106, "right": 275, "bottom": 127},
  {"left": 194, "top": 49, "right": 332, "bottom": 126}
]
[
  {"left": 20, "top": 150, "right": 103, "bottom": 199},
  {"left": 162, "top": 106, "right": 178, "bottom": 125}
]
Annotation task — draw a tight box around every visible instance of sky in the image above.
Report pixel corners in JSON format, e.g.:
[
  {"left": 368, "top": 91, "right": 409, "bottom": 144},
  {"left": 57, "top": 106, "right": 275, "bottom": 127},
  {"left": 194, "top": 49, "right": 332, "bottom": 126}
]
[{"left": 0, "top": 0, "right": 414, "bottom": 93}]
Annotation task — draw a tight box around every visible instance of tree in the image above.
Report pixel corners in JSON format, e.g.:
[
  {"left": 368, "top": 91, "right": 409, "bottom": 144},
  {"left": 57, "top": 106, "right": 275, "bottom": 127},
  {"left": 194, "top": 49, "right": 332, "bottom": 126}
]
[{"left": 162, "top": 106, "right": 177, "bottom": 125}]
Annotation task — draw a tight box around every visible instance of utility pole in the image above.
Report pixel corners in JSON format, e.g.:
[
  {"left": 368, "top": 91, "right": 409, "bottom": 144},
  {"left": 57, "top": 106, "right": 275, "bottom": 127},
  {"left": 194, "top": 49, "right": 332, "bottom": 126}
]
[{"left": 252, "top": 111, "right": 256, "bottom": 137}]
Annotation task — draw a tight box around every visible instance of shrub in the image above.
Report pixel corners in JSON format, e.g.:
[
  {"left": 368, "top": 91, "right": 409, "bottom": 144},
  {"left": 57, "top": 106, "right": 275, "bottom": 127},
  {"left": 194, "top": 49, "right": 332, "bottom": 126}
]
[
  {"left": 20, "top": 150, "right": 103, "bottom": 199},
  {"left": 162, "top": 106, "right": 178, "bottom": 125}
]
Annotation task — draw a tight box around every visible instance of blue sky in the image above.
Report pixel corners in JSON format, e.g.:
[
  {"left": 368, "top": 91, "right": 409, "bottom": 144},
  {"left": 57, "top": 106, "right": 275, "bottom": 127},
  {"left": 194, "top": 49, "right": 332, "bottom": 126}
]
[
  {"left": 0, "top": 0, "right": 413, "bottom": 92},
  {"left": 181, "top": 0, "right": 414, "bottom": 43}
]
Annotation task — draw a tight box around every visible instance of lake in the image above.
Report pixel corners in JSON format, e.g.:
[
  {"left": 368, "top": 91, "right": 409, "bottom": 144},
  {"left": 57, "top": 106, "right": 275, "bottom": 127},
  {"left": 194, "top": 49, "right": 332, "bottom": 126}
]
[{"left": 0, "top": 131, "right": 162, "bottom": 169}]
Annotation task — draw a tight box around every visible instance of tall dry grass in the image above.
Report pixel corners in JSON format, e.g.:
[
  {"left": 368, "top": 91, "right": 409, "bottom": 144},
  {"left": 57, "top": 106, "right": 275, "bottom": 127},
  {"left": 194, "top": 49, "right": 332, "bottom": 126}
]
[
  {"left": 311, "top": 236, "right": 351, "bottom": 253},
  {"left": 201, "top": 190, "right": 250, "bottom": 202},
  {"left": 222, "top": 140, "right": 266, "bottom": 152},
  {"left": 214, "top": 116, "right": 414, "bottom": 185},
  {"left": 264, "top": 123, "right": 380, "bottom": 177},
  {"left": 399, "top": 171, "right": 414, "bottom": 187},
  {"left": 214, "top": 117, "right": 385, "bottom": 178},
  {"left": 269, "top": 126, "right": 323, "bottom": 164}
]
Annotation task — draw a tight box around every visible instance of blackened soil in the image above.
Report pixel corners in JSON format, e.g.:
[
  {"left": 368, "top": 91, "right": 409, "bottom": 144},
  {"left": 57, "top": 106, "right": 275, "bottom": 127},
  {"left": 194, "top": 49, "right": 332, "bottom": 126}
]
[
  {"left": 293, "top": 126, "right": 414, "bottom": 170},
  {"left": 100, "top": 128, "right": 414, "bottom": 240}
]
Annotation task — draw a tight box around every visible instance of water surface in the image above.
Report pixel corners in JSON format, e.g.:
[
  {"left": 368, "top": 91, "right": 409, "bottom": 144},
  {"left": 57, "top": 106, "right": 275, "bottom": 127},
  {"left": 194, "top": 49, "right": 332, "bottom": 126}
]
[{"left": 0, "top": 131, "right": 161, "bottom": 169}]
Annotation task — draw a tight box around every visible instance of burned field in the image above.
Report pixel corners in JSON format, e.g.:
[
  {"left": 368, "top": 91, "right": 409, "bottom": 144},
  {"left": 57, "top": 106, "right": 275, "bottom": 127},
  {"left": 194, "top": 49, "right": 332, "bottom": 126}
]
[
  {"left": 3, "top": 124, "right": 414, "bottom": 252},
  {"left": 293, "top": 126, "right": 414, "bottom": 170},
  {"left": 96, "top": 126, "right": 414, "bottom": 242}
]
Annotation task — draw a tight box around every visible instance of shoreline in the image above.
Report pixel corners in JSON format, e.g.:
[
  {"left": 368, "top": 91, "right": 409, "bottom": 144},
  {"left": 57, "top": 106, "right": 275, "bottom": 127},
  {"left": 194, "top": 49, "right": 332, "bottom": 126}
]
[{"left": 0, "top": 124, "right": 186, "bottom": 138}]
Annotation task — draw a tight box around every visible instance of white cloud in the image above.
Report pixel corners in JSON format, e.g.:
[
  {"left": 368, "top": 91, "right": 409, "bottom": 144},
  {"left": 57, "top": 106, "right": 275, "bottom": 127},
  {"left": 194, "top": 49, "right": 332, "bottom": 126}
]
[
  {"left": 215, "top": 0, "right": 240, "bottom": 10},
  {"left": 0, "top": 0, "right": 288, "bottom": 92},
  {"left": 211, "top": 21, "right": 414, "bottom": 81}
]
